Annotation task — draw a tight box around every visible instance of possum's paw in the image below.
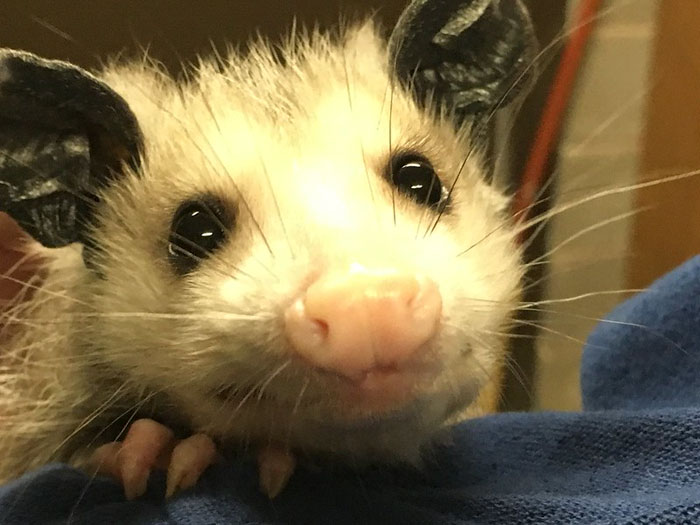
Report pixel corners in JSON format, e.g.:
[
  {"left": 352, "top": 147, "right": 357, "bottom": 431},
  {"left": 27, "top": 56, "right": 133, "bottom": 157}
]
[
  {"left": 89, "top": 419, "right": 296, "bottom": 499},
  {"left": 89, "top": 418, "right": 218, "bottom": 499}
]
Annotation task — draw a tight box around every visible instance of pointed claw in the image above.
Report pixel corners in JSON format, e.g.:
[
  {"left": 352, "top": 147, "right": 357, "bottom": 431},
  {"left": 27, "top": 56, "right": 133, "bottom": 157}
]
[
  {"left": 118, "top": 419, "right": 174, "bottom": 500},
  {"left": 165, "top": 433, "right": 217, "bottom": 498},
  {"left": 165, "top": 471, "right": 185, "bottom": 499},
  {"left": 257, "top": 446, "right": 296, "bottom": 499},
  {"left": 121, "top": 458, "right": 150, "bottom": 500}
]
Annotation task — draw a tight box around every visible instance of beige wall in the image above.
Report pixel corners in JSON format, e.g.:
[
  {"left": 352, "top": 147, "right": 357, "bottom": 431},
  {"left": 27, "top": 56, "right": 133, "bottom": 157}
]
[{"left": 535, "top": 0, "right": 660, "bottom": 410}]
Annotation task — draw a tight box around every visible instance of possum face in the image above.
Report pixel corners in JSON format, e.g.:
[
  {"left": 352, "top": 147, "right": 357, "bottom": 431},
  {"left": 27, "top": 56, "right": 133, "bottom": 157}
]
[{"left": 85, "top": 24, "right": 523, "bottom": 461}]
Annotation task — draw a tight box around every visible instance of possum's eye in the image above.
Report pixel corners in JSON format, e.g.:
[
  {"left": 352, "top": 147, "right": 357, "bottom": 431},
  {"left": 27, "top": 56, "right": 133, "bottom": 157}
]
[
  {"left": 168, "top": 198, "right": 230, "bottom": 274},
  {"left": 389, "top": 154, "right": 446, "bottom": 208}
]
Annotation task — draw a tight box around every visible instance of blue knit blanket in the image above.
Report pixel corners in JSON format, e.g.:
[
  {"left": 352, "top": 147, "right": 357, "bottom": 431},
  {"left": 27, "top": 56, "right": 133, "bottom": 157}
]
[{"left": 3, "top": 257, "right": 700, "bottom": 524}]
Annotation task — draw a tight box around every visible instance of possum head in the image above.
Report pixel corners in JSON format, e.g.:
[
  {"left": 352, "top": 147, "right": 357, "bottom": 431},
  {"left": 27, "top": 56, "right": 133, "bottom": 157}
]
[{"left": 0, "top": 0, "right": 535, "bottom": 463}]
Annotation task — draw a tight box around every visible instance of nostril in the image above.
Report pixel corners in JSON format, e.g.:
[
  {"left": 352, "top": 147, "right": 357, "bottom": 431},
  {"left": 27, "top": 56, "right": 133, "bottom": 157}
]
[
  {"left": 406, "top": 289, "right": 419, "bottom": 309},
  {"left": 312, "top": 319, "right": 329, "bottom": 340}
]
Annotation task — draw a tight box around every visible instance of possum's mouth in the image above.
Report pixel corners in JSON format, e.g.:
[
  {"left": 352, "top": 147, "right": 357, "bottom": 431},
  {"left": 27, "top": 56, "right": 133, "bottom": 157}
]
[
  {"left": 210, "top": 368, "right": 424, "bottom": 420},
  {"left": 208, "top": 348, "right": 444, "bottom": 422}
]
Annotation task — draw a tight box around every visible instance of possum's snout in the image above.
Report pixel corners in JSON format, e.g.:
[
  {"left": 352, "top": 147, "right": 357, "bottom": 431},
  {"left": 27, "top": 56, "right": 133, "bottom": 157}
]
[{"left": 284, "top": 263, "right": 442, "bottom": 390}]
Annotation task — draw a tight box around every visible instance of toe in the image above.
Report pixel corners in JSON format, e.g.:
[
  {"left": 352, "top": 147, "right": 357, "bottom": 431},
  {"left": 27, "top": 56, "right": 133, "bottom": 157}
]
[
  {"left": 119, "top": 419, "right": 175, "bottom": 500},
  {"left": 166, "top": 433, "right": 218, "bottom": 498}
]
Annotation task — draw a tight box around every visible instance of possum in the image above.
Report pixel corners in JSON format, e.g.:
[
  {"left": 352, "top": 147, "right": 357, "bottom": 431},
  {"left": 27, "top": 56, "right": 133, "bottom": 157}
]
[{"left": 0, "top": 0, "right": 535, "bottom": 500}]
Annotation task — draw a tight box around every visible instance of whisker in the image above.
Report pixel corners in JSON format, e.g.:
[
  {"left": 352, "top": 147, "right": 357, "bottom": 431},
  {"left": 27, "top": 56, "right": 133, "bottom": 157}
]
[
  {"left": 285, "top": 376, "right": 309, "bottom": 448},
  {"left": 526, "top": 208, "right": 644, "bottom": 268},
  {"left": 50, "top": 383, "right": 132, "bottom": 458},
  {"left": 256, "top": 361, "right": 290, "bottom": 402},
  {"left": 240, "top": 109, "right": 295, "bottom": 260},
  {"left": 340, "top": 45, "right": 379, "bottom": 229},
  {"left": 0, "top": 273, "right": 91, "bottom": 308},
  {"left": 126, "top": 80, "right": 274, "bottom": 258},
  {"left": 519, "top": 289, "right": 647, "bottom": 309},
  {"left": 388, "top": 53, "right": 397, "bottom": 227},
  {"left": 515, "top": 168, "right": 700, "bottom": 237},
  {"left": 532, "top": 306, "right": 689, "bottom": 357}
]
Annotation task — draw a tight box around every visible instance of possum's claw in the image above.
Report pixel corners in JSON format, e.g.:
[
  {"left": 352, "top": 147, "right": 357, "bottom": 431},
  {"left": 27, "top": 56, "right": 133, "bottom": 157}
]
[
  {"left": 89, "top": 418, "right": 217, "bottom": 500},
  {"left": 90, "top": 419, "right": 175, "bottom": 499},
  {"left": 165, "top": 433, "right": 217, "bottom": 498},
  {"left": 257, "top": 446, "right": 296, "bottom": 499}
]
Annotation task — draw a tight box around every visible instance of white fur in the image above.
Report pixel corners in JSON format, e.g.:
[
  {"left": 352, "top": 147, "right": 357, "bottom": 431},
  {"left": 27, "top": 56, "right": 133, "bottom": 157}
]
[{"left": 0, "top": 21, "right": 522, "bottom": 478}]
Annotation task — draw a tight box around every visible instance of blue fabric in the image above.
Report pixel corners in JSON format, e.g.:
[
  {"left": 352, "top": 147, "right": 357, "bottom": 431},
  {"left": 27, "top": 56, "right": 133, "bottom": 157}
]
[{"left": 3, "top": 258, "right": 700, "bottom": 524}]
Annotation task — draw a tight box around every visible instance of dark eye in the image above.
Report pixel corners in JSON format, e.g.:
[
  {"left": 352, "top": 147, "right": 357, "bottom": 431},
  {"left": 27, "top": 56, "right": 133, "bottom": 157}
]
[
  {"left": 168, "top": 198, "right": 230, "bottom": 274},
  {"left": 390, "top": 154, "right": 445, "bottom": 208}
]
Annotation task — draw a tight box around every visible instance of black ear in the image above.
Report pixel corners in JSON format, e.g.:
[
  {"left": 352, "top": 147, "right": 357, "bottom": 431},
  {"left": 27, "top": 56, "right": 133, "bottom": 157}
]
[
  {"left": 389, "top": 0, "right": 537, "bottom": 126},
  {"left": 0, "top": 49, "right": 143, "bottom": 248}
]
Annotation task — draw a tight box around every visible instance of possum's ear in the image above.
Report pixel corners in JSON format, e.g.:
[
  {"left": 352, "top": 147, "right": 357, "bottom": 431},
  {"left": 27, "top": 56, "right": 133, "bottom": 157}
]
[
  {"left": 389, "top": 0, "right": 537, "bottom": 125},
  {"left": 0, "top": 49, "right": 143, "bottom": 248}
]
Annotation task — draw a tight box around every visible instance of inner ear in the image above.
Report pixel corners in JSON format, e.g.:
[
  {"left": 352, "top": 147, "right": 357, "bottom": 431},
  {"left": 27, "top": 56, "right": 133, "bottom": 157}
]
[
  {"left": 389, "top": 0, "right": 537, "bottom": 125},
  {"left": 0, "top": 49, "right": 144, "bottom": 248}
]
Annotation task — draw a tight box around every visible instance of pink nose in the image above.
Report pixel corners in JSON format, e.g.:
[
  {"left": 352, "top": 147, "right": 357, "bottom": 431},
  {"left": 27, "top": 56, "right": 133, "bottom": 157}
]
[{"left": 284, "top": 264, "right": 442, "bottom": 380}]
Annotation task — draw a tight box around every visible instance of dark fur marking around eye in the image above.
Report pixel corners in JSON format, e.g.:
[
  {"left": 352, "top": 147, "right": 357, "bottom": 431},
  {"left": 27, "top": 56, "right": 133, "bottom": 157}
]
[
  {"left": 168, "top": 196, "right": 233, "bottom": 274},
  {"left": 388, "top": 152, "right": 449, "bottom": 210}
]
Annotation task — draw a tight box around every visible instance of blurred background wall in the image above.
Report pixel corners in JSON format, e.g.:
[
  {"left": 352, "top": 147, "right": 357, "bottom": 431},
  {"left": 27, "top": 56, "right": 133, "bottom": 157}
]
[
  {"left": 535, "top": 0, "right": 660, "bottom": 410},
  {"left": 0, "top": 1, "right": 407, "bottom": 70}
]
